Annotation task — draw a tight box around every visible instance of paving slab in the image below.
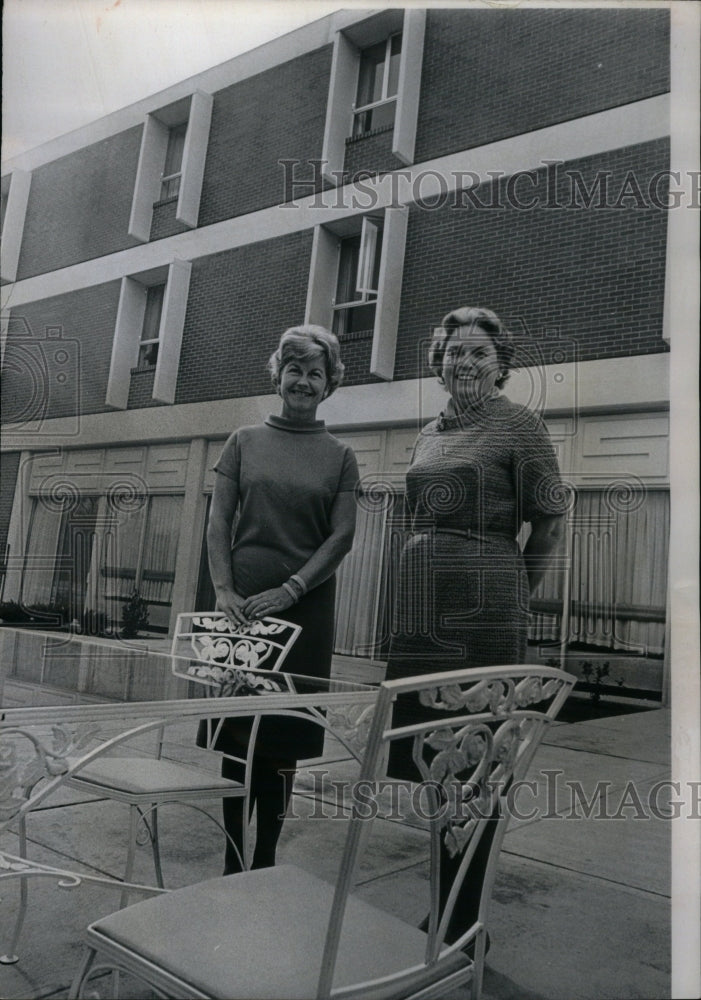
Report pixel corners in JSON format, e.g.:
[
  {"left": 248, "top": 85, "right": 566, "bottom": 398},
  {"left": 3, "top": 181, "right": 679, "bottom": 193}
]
[
  {"left": 542, "top": 708, "right": 670, "bottom": 765},
  {"left": 278, "top": 793, "right": 430, "bottom": 886},
  {"left": 502, "top": 806, "right": 670, "bottom": 896},
  {"left": 505, "top": 742, "right": 670, "bottom": 833}
]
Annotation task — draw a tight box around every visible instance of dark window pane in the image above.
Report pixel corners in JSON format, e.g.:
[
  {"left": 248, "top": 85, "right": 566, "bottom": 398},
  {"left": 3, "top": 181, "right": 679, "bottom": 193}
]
[
  {"left": 371, "top": 227, "right": 384, "bottom": 290},
  {"left": 164, "top": 123, "right": 187, "bottom": 176},
  {"left": 387, "top": 34, "right": 402, "bottom": 96},
  {"left": 356, "top": 40, "right": 386, "bottom": 107},
  {"left": 160, "top": 175, "right": 181, "bottom": 200},
  {"left": 355, "top": 99, "right": 396, "bottom": 135},
  {"left": 334, "top": 302, "right": 376, "bottom": 337},
  {"left": 142, "top": 285, "right": 165, "bottom": 343},
  {"left": 335, "top": 235, "right": 362, "bottom": 304},
  {"left": 138, "top": 341, "right": 159, "bottom": 367}
]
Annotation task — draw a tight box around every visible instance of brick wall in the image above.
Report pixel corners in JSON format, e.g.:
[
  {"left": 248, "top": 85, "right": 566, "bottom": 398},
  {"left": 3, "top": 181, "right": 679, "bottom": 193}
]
[
  {"left": 337, "top": 331, "right": 382, "bottom": 387},
  {"left": 2, "top": 283, "right": 122, "bottom": 421},
  {"left": 127, "top": 368, "right": 168, "bottom": 410},
  {"left": 344, "top": 127, "right": 404, "bottom": 182},
  {"left": 199, "top": 46, "right": 332, "bottom": 226},
  {"left": 394, "top": 139, "right": 669, "bottom": 381},
  {"left": 17, "top": 128, "right": 143, "bottom": 280},
  {"left": 415, "top": 8, "right": 669, "bottom": 163},
  {"left": 0, "top": 452, "right": 20, "bottom": 570},
  {"left": 150, "top": 199, "right": 190, "bottom": 241},
  {"left": 175, "top": 231, "right": 313, "bottom": 404}
]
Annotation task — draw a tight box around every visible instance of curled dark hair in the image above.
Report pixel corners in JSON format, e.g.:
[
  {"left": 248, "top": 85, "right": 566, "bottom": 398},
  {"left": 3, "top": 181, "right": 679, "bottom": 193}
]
[
  {"left": 428, "top": 306, "right": 515, "bottom": 388},
  {"left": 268, "top": 325, "right": 345, "bottom": 397}
]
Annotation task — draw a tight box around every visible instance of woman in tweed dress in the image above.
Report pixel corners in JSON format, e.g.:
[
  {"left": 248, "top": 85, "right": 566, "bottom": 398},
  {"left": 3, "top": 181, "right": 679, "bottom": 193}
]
[{"left": 385, "top": 306, "right": 567, "bottom": 945}]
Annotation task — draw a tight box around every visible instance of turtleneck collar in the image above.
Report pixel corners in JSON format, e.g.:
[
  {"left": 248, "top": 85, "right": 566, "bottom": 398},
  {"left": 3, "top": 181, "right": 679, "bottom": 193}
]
[{"left": 265, "top": 413, "right": 326, "bottom": 433}]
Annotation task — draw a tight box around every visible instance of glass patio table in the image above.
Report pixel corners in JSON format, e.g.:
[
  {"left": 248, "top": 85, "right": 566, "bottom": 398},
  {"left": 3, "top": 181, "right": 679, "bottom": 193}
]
[{"left": 0, "top": 626, "right": 378, "bottom": 967}]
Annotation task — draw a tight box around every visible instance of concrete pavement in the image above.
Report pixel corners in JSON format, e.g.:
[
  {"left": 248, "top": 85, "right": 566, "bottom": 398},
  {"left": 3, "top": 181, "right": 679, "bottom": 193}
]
[{"left": 0, "top": 659, "right": 670, "bottom": 1000}]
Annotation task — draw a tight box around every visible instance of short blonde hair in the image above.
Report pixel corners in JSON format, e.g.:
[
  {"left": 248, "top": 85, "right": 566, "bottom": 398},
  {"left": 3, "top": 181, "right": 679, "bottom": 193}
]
[
  {"left": 428, "top": 306, "right": 515, "bottom": 388},
  {"left": 268, "top": 325, "right": 345, "bottom": 397}
]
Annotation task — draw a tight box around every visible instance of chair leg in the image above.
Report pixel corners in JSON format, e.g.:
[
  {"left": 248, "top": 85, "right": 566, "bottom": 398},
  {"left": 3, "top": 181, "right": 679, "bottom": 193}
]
[
  {"left": 149, "top": 805, "right": 165, "bottom": 889},
  {"left": 120, "top": 805, "right": 140, "bottom": 909},
  {"left": 68, "top": 945, "right": 98, "bottom": 998},
  {"left": 470, "top": 930, "right": 487, "bottom": 1000},
  {"left": 0, "top": 816, "right": 28, "bottom": 964}
]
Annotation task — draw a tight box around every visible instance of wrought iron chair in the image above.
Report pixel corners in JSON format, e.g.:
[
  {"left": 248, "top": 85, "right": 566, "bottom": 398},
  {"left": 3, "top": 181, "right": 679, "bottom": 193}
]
[
  {"left": 64, "top": 613, "right": 301, "bottom": 904},
  {"left": 70, "top": 663, "right": 575, "bottom": 1000}
]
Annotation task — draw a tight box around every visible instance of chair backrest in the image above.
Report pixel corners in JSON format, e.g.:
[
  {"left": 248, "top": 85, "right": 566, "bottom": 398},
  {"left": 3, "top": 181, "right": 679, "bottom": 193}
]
[
  {"left": 170, "top": 612, "right": 303, "bottom": 759},
  {"left": 318, "top": 663, "right": 576, "bottom": 999},
  {"left": 171, "top": 612, "right": 302, "bottom": 690}
]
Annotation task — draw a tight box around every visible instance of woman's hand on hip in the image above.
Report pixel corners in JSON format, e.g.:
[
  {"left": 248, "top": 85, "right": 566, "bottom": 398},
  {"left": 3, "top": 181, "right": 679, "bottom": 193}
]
[
  {"left": 242, "top": 587, "right": 295, "bottom": 620},
  {"left": 215, "top": 588, "right": 250, "bottom": 626}
]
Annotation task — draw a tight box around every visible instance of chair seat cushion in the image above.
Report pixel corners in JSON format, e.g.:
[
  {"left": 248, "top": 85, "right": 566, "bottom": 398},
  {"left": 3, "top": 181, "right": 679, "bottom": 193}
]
[
  {"left": 69, "top": 757, "right": 243, "bottom": 796},
  {"left": 87, "top": 864, "right": 469, "bottom": 999}
]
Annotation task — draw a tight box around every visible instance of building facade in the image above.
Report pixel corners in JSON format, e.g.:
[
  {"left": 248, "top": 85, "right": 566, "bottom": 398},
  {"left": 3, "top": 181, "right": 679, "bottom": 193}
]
[{"left": 1, "top": 7, "right": 672, "bottom": 696}]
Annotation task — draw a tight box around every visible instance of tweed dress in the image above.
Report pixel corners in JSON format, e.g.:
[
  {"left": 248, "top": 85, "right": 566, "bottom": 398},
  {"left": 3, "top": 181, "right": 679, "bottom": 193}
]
[{"left": 385, "top": 394, "right": 567, "bottom": 779}]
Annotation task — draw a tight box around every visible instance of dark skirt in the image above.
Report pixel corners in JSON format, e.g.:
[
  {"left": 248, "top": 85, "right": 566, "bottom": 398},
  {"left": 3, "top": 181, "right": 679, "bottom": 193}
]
[
  {"left": 385, "top": 533, "right": 530, "bottom": 781},
  {"left": 197, "top": 576, "right": 336, "bottom": 762}
]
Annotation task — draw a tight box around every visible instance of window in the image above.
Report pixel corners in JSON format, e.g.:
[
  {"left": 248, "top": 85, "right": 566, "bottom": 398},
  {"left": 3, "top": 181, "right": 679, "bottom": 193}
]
[
  {"left": 333, "top": 217, "right": 384, "bottom": 336},
  {"left": 305, "top": 206, "right": 408, "bottom": 379},
  {"left": 160, "top": 123, "right": 187, "bottom": 201},
  {"left": 138, "top": 284, "right": 165, "bottom": 367},
  {"left": 102, "top": 494, "right": 184, "bottom": 634},
  {"left": 529, "top": 489, "right": 669, "bottom": 659},
  {"left": 353, "top": 34, "right": 402, "bottom": 136},
  {"left": 320, "top": 10, "right": 425, "bottom": 181},
  {"left": 129, "top": 90, "right": 212, "bottom": 240},
  {"left": 21, "top": 491, "right": 183, "bottom": 635},
  {"left": 106, "top": 258, "right": 192, "bottom": 408}
]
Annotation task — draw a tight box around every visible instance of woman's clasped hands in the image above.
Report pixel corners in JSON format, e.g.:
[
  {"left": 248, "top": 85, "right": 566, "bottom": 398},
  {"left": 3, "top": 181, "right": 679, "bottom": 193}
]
[
  {"left": 242, "top": 586, "right": 296, "bottom": 620},
  {"left": 215, "top": 585, "right": 295, "bottom": 625}
]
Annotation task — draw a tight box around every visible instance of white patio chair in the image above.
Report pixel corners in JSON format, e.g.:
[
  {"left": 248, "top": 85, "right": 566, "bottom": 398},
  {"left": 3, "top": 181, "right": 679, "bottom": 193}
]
[
  {"left": 70, "top": 662, "right": 575, "bottom": 1000},
  {"left": 64, "top": 612, "right": 301, "bottom": 904}
]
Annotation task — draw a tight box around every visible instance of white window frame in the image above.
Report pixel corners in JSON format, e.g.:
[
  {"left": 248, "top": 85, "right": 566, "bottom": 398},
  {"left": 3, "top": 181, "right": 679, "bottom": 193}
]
[
  {"left": 106, "top": 258, "right": 192, "bottom": 409},
  {"left": 320, "top": 9, "right": 425, "bottom": 185},
  {"left": 159, "top": 123, "right": 188, "bottom": 202},
  {"left": 333, "top": 217, "right": 383, "bottom": 325},
  {"left": 137, "top": 284, "right": 166, "bottom": 368},
  {"left": 352, "top": 33, "right": 402, "bottom": 136},
  {"left": 306, "top": 206, "right": 409, "bottom": 381},
  {"left": 129, "top": 90, "right": 213, "bottom": 241}
]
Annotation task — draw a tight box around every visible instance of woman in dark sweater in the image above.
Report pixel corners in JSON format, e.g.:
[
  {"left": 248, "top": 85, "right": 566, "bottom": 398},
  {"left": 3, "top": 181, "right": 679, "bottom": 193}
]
[{"left": 206, "top": 325, "right": 359, "bottom": 874}]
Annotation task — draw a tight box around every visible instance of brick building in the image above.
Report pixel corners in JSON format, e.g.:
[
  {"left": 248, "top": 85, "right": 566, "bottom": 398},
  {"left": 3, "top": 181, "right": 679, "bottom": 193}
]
[{"left": 1, "top": 7, "right": 674, "bottom": 697}]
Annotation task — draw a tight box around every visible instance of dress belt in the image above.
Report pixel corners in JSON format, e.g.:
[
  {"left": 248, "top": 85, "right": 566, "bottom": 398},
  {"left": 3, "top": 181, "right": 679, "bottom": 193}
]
[
  {"left": 412, "top": 527, "right": 490, "bottom": 542},
  {"left": 436, "top": 527, "right": 488, "bottom": 541}
]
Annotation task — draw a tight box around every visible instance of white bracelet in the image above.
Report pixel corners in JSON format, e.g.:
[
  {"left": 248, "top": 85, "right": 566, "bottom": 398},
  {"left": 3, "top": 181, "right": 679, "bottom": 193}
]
[
  {"left": 281, "top": 581, "right": 299, "bottom": 603},
  {"left": 289, "top": 574, "right": 308, "bottom": 596}
]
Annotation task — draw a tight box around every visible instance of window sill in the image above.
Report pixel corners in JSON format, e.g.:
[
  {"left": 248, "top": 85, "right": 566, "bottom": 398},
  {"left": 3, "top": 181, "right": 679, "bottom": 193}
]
[
  {"left": 337, "top": 329, "right": 374, "bottom": 343},
  {"left": 130, "top": 365, "right": 157, "bottom": 374},
  {"left": 346, "top": 124, "right": 394, "bottom": 145},
  {"left": 152, "top": 196, "right": 179, "bottom": 209}
]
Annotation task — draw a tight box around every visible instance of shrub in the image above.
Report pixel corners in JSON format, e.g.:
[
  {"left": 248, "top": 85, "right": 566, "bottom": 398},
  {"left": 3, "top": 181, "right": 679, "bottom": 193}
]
[
  {"left": 121, "top": 590, "right": 150, "bottom": 639},
  {"left": 0, "top": 600, "right": 70, "bottom": 628}
]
